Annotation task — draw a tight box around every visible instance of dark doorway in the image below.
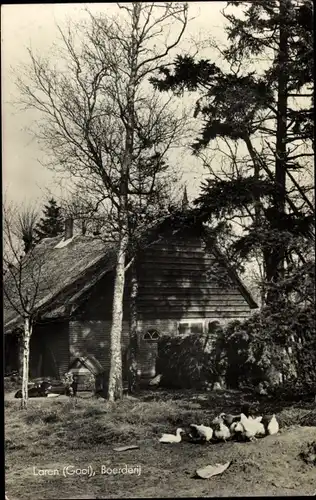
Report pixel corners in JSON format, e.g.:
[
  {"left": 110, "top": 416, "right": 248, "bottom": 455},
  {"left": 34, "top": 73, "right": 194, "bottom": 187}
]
[{"left": 4, "top": 333, "right": 20, "bottom": 374}]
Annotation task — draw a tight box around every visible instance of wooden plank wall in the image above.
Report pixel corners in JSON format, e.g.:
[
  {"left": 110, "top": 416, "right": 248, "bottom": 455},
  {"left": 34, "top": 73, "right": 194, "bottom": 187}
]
[
  {"left": 137, "top": 234, "right": 252, "bottom": 320},
  {"left": 69, "top": 320, "right": 130, "bottom": 374},
  {"left": 69, "top": 232, "right": 254, "bottom": 378}
]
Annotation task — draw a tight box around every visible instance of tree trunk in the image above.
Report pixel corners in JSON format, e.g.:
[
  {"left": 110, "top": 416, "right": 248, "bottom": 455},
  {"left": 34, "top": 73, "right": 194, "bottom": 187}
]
[
  {"left": 107, "top": 3, "right": 140, "bottom": 401},
  {"left": 18, "top": 332, "right": 24, "bottom": 377},
  {"left": 266, "top": 0, "right": 289, "bottom": 305},
  {"left": 21, "top": 317, "right": 32, "bottom": 410},
  {"left": 127, "top": 264, "right": 139, "bottom": 393},
  {"left": 107, "top": 234, "right": 128, "bottom": 402}
]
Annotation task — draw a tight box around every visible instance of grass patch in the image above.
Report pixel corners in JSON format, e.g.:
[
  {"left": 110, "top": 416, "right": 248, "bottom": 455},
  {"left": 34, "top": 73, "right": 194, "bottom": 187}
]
[{"left": 5, "top": 389, "right": 316, "bottom": 499}]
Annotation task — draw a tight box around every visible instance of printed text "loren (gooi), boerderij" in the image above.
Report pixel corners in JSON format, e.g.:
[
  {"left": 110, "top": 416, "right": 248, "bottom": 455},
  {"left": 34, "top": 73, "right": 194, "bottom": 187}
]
[{"left": 33, "top": 464, "right": 142, "bottom": 477}]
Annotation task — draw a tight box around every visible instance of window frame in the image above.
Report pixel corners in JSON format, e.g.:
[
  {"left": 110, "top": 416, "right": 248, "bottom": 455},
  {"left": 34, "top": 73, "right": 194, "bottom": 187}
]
[
  {"left": 177, "top": 319, "right": 207, "bottom": 336},
  {"left": 143, "top": 329, "right": 161, "bottom": 342}
]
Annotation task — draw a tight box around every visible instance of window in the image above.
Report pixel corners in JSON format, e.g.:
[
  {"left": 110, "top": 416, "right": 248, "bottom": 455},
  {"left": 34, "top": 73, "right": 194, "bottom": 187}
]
[
  {"left": 178, "top": 321, "right": 205, "bottom": 336},
  {"left": 208, "top": 320, "right": 222, "bottom": 334},
  {"left": 143, "top": 329, "right": 160, "bottom": 341}
]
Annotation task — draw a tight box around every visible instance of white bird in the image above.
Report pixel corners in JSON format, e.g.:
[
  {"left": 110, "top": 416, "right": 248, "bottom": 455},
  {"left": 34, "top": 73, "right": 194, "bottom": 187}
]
[
  {"left": 190, "top": 424, "right": 213, "bottom": 442},
  {"left": 267, "top": 414, "right": 279, "bottom": 435},
  {"left": 230, "top": 420, "right": 241, "bottom": 433},
  {"left": 159, "top": 428, "right": 184, "bottom": 443},
  {"left": 218, "top": 412, "right": 242, "bottom": 427},
  {"left": 214, "top": 420, "right": 231, "bottom": 442},
  {"left": 148, "top": 374, "right": 162, "bottom": 387},
  {"left": 254, "top": 421, "right": 266, "bottom": 437},
  {"left": 239, "top": 413, "right": 265, "bottom": 440},
  {"left": 230, "top": 420, "right": 244, "bottom": 437},
  {"left": 252, "top": 416, "right": 265, "bottom": 436},
  {"left": 250, "top": 416, "right": 263, "bottom": 423}
]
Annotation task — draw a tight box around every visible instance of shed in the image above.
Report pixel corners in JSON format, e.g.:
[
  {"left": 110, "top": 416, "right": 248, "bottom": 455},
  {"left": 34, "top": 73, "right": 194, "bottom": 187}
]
[{"left": 68, "top": 355, "right": 105, "bottom": 392}]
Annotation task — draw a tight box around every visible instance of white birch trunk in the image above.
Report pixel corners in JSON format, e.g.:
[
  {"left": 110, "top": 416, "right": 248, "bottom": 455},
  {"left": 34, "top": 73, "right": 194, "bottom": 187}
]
[
  {"left": 128, "top": 264, "right": 139, "bottom": 393},
  {"left": 107, "top": 233, "right": 128, "bottom": 401},
  {"left": 21, "top": 317, "right": 32, "bottom": 409},
  {"left": 107, "top": 4, "right": 141, "bottom": 402}
]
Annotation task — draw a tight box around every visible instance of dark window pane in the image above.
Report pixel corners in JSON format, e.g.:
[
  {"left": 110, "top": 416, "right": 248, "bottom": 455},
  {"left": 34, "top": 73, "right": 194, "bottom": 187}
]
[
  {"left": 190, "top": 323, "right": 204, "bottom": 334},
  {"left": 208, "top": 321, "right": 221, "bottom": 334},
  {"left": 178, "top": 323, "right": 190, "bottom": 335}
]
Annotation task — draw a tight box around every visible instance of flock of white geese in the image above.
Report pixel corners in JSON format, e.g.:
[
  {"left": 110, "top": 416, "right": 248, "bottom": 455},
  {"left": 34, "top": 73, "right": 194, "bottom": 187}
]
[{"left": 159, "top": 411, "right": 279, "bottom": 444}]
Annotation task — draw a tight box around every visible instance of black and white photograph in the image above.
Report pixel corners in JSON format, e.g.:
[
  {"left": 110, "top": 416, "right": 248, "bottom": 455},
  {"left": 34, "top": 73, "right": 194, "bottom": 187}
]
[{"left": 3, "top": 1, "right": 315, "bottom": 498}]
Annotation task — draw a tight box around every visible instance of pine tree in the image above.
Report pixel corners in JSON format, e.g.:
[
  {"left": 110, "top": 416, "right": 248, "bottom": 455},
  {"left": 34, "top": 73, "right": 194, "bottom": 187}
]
[
  {"left": 151, "top": 0, "right": 314, "bottom": 305},
  {"left": 34, "top": 198, "right": 64, "bottom": 243}
]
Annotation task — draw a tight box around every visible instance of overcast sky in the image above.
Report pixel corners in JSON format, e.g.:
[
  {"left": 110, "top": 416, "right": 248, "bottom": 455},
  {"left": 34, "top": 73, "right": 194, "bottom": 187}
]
[{"left": 2, "top": 2, "right": 229, "bottom": 208}]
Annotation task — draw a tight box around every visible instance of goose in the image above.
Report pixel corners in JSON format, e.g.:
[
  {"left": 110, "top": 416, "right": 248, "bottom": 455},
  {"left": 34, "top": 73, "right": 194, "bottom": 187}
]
[
  {"left": 248, "top": 415, "right": 263, "bottom": 423},
  {"left": 230, "top": 420, "right": 244, "bottom": 437},
  {"left": 218, "top": 412, "right": 241, "bottom": 427},
  {"left": 189, "top": 424, "right": 213, "bottom": 442},
  {"left": 239, "top": 413, "right": 265, "bottom": 441},
  {"left": 262, "top": 414, "right": 279, "bottom": 435},
  {"left": 159, "top": 428, "right": 185, "bottom": 443},
  {"left": 213, "top": 420, "right": 231, "bottom": 442},
  {"left": 254, "top": 419, "right": 266, "bottom": 437}
]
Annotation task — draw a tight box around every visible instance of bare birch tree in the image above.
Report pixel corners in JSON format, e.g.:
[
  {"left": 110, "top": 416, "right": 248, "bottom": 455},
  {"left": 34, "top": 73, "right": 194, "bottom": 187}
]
[
  {"left": 16, "top": 3, "right": 189, "bottom": 400},
  {"left": 3, "top": 202, "right": 47, "bottom": 409},
  {"left": 16, "top": 204, "right": 39, "bottom": 254}
]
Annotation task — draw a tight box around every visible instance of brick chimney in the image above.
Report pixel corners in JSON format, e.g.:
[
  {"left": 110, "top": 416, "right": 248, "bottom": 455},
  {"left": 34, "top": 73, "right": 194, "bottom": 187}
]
[{"left": 64, "top": 217, "right": 74, "bottom": 240}]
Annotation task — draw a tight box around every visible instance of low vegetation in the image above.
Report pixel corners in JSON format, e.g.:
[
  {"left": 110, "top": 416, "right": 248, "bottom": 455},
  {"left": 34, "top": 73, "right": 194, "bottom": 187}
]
[
  {"left": 156, "top": 303, "right": 316, "bottom": 396},
  {"left": 5, "top": 389, "right": 316, "bottom": 499}
]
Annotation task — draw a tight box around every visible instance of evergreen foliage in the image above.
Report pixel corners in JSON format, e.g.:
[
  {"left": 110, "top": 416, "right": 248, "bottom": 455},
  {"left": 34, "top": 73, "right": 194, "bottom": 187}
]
[
  {"left": 156, "top": 302, "right": 315, "bottom": 395},
  {"left": 215, "top": 302, "right": 316, "bottom": 392},
  {"left": 151, "top": 0, "right": 314, "bottom": 305},
  {"left": 34, "top": 198, "right": 64, "bottom": 243}
]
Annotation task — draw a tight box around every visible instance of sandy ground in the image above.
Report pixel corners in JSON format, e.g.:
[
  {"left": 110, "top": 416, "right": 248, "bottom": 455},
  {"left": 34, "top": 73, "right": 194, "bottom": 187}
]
[{"left": 5, "top": 389, "right": 316, "bottom": 499}]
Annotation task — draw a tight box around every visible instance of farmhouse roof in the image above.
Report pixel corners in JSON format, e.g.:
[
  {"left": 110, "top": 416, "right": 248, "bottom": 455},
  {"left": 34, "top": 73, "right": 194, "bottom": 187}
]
[
  {"left": 4, "top": 220, "right": 258, "bottom": 334},
  {"left": 4, "top": 235, "right": 117, "bottom": 333}
]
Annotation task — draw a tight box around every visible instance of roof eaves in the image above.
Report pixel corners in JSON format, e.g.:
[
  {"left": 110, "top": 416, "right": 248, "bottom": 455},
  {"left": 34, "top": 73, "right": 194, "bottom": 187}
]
[
  {"left": 4, "top": 240, "right": 116, "bottom": 332},
  {"left": 38, "top": 251, "right": 116, "bottom": 319},
  {"left": 212, "top": 245, "right": 258, "bottom": 309},
  {"left": 201, "top": 227, "right": 259, "bottom": 309}
]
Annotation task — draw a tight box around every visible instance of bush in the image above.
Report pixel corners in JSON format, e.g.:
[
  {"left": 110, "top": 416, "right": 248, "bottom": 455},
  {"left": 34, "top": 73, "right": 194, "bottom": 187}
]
[
  {"left": 156, "top": 333, "right": 218, "bottom": 389},
  {"left": 214, "top": 317, "right": 276, "bottom": 388},
  {"left": 214, "top": 303, "right": 316, "bottom": 393},
  {"left": 154, "top": 303, "right": 315, "bottom": 394}
]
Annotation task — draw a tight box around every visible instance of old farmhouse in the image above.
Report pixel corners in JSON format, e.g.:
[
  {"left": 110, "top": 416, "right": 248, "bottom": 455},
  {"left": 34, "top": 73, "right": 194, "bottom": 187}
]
[{"left": 4, "top": 218, "right": 258, "bottom": 383}]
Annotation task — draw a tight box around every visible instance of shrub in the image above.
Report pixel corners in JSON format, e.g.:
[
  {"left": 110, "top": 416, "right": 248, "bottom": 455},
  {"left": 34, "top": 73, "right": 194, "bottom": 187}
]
[
  {"left": 215, "top": 302, "right": 316, "bottom": 392},
  {"left": 156, "top": 333, "right": 218, "bottom": 389},
  {"left": 154, "top": 303, "right": 315, "bottom": 394},
  {"left": 214, "top": 317, "right": 276, "bottom": 388}
]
